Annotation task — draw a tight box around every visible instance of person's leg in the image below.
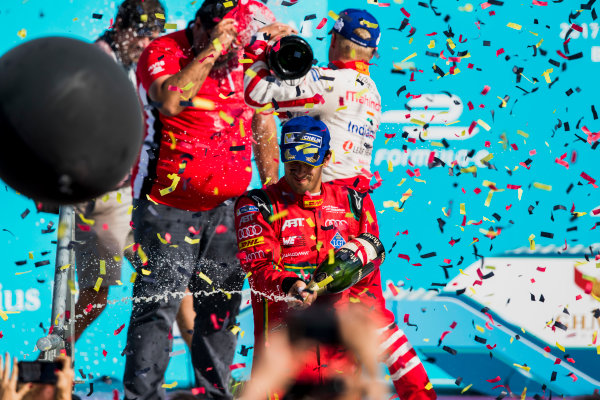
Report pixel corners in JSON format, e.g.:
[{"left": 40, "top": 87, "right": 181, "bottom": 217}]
[
  {"left": 176, "top": 288, "right": 195, "bottom": 350},
  {"left": 74, "top": 188, "right": 133, "bottom": 341},
  {"left": 189, "top": 201, "right": 244, "bottom": 400},
  {"left": 123, "top": 200, "right": 199, "bottom": 400},
  {"left": 74, "top": 287, "right": 108, "bottom": 342}
]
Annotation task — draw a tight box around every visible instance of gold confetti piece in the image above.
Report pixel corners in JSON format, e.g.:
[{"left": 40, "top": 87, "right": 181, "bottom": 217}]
[
  {"left": 239, "top": 58, "right": 253, "bottom": 64},
  {"left": 383, "top": 200, "right": 400, "bottom": 208},
  {"left": 230, "top": 325, "right": 241, "bottom": 335},
  {"left": 349, "top": 297, "right": 360, "bottom": 303},
  {"left": 528, "top": 234, "right": 536, "bottom": 250},
  {"left": 366, "top": 211, "right": 374, "bottom": 224},
  {"left": 400, "top": 189, "right": 412, "bottom": 203},
  {"left": 155, "top": 13, "right": 165, "bottom": 19},
  {"left": 460, "top": 203, "right": 466, "bottom": 215},
  {"left": 99, "top": 260, "right": 106, "bottom": 275},
  {"left": 198, "top": 271, "right": 213, "bottom": 285},
  {"left": 317, "top": 275, "right": 334, "bottom": 288},
  {"left": 15, "top": 270, "right": 31, "bottom": 275},
  {"left": 68, "top": 279, "right": 77, "bottom": 294},
  {"left": 162, "top": 382, "right": 178, "bottom": 389},
  {"left": 328, "top": 249, "right": 335, "bottom": 264},
  {"left": 102, "top": 193, "right": 110, "bottom": 202},
  {"left": 305, "top": 217, "right": 315, "bottom": 227},
  {"left": 17, "top": 29, "right": 27, "bottom": 39},
  {"left": 477, "top": 119, "right": 491, "bottom": 131},
  {"left": 400, "top": 52, "right": 417, "bottom": 64},
  {"left": 130, "top": 272, "right": 138, "bottom": 282},
  {"left": 335, "top": 105, "right": 348, "bottom": 111},
  {"left": 141, "top": 269, "right": 151, "bottom": 276},
  {"left": 461, "top": 384, "right": 472, "bottom": 393},
  {"left": 516, "top": 129, "right": 529, "bottom": 138},
  {"left": 533, "top": 182, "right": 552, "bottom": 191},
  {"left": 158, "top": 233, "right": 170, "bottom": 244},
  {"left": 223, "top": 0, "right": 233, "bottom": 6},
  {"left": 304, "top": 103, "right": 315, "bottom": 108},
  {"left": 245, "top": 68, "right": 257, "bottom": 78},
  {"left": 137, "top": 246, "right": 148, "bottom": 264},
  {"left": 191, "top": 97, "right": 215, "bottom": 110},
  {"left": 219, "top": 288, "right": 232, "bottom": 300},
  {"left": 140, "top": 14, "right": 148, "bottom": 22},
  {"left": 212, "top": 38, "right": 222, "bottom": 53},
  {"left": 360, "top": 20, "right": 378, "bottom": 29},
  {"left": 159, "top": 173, "right": 180, "bottom": 196},
  {"left": 397, "top": 178, "right": 406, "bottom": 187},
  {"left": 219, "top": 110, "right": 234, "bottom": 125},
  {"left": 541, "top": 68, "right": 553, "bottom": 83},
  {"left": 556, "top": 341, "right": 565, "bottom": 352},
  {"left": 507, "top": 22, "right": 522, "bottom": 30},
  {"left": 461, "top": 166, "right": 477, "bottom": 174},
  {"left": 244, "top": 272, "right": 252, "bottom": 279},
  {"left": 513, "top": 363, "right": 531, "bottom": 372},
  {"left": 475, "top": 324, "right": 485, "bottom": 333},
  {"left": 185, "top": 236, "right": 200, "bottom": 244},
  {"left": 427, "top": 40, "right": 435, "bottom": 49},
  {"left": 28, "top": 251, "right": 33, "bottom": 259},
  {"left": 447, "top": 38, "right": 456, "bottom": 49},
  {"left": 481, "top": 153, "right": 494, "bottom": 163},
  {"left": 328, "top": 10, "right": 339, "bottom": 20},
  {"left": 164, "top": 23, "right": 177, "bottom": 29},
  {"left": 269, "top": 210, "right": 289, "bottom": 222},
  {"left": 146, "top": 194, "right": 159, "bottom": 205},
  {"left": 213, "top": 187, "right": 219, "bottom": 195},
  {"left": 315, "top": 240, "right": 322, "bottom": 250},
  {"left": 116, "top": 280, "right": 122, "bottom": 285},
  {"left": 94, "top": 277, "right": 103, "bottom": 292},
  {"left": 79, "top": 213, "right": 95, "bottom": 226},
  {"left": 0, "top": 310, "right": 8, "bottom": 321},
  {"left": 257, "top": 103, "right": 273, "bottom": 113}
]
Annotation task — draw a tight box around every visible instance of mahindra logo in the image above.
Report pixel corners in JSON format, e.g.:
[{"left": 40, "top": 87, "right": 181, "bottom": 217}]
[
  {"left": 381, "top": 93, "right": 479, "bottom": 140},
  {"left": 345, "top": 91, "right": 381, "bottom": 111},
  {"left": 237, "top": 225, "right": 263, "bottom": 239}
]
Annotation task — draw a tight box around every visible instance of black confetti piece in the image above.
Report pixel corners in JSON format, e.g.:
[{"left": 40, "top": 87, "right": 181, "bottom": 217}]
[
  {"left": 229, "top": 145, "right": 245, "bottom": 151},
  {"left": 34, "top": 260, "right": 50, "bottom": 267},
  {"left": 92, "top": 13, "right": 103, "bottom": 19},
  {"left": 21, "top": 209, "right": 30, "bottom": 219},
  {"left": 443, "top": 345, "right": 457, "bottom": 355},
  {"left": 421, "top": 252, "right": 436, "bottom": 258}
]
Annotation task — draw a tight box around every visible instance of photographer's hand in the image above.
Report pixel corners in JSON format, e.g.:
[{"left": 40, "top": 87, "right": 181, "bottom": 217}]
[
  {"left": 54, "top": 356, "right": 74, "bottom": 400},
  {"left": 0, "top": 353, "right": 32, "bottom": 400}
]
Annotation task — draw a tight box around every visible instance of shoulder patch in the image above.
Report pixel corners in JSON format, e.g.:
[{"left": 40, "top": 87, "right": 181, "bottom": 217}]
[{"left": 347, "top": 188, "right": 366, "bottom": 221}]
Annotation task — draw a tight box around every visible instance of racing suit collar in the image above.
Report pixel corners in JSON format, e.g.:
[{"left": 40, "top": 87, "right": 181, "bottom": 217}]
[
  {"left": 330, "top": 60, "right": 370, "bottom": 75},
  {"left": 277, "top": 179, "right": 326, "bottom": 209}
]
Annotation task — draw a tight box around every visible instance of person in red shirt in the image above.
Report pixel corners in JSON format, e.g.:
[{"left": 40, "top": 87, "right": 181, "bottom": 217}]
[
  {"left": 243, "top": 10, "right": 436, "bottom": 400},
  {"left": 235, "top": 116, "right": 387, "bottom": 397},
  {"left": 124, "top": 0, "right": 279, "bottom": 399}
]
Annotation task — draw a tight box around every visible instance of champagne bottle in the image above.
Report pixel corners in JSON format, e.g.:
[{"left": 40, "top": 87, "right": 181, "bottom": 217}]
[{"left": 306, "top": 233, "right": 385, "bottom": 296}]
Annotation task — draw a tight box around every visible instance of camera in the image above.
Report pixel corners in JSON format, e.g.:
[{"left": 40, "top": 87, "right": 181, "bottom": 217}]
[
  {"left": 17, "top": 360, "right": 62, "bottom": 384},
  {"left": 267, "top": 35, "right": 314, "bottom": 80}
]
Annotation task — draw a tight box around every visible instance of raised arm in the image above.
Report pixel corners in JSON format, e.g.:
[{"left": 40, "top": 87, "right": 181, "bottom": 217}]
[
  {"left": 243, "top": 24, "right": 329, "bottom": 113},
  {"left": 252, "top": 112, "right": 279, "bottom": 186},
  {"left": 140, "top": 19, "right": 238, "bottom": 116}
]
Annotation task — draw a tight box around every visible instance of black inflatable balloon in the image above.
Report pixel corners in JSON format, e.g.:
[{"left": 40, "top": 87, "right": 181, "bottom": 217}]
[{"left": 0, "top": 37, "right": 143, "bottom": 203}]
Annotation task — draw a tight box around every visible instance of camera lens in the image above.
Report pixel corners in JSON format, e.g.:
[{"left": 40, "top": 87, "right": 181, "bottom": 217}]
[{"left": 267, "top": 35, "right": 314, "bottom": 80}]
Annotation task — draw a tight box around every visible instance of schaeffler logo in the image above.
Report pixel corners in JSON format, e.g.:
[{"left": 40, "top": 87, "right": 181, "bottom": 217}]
[
  {"left": 381, "top": 93, "right": 479, "bottom": 140},
  {"left": 237, "top": 225, "right": 263, "bottom": 240}
]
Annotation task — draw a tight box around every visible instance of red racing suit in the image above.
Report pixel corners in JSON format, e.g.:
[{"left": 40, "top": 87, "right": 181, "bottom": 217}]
[
  {"left": 234, "top": 179, "right": 390, "bottom": 385},
  {"left": 243, "top": 34, "right": 436, "bottom": 400}
]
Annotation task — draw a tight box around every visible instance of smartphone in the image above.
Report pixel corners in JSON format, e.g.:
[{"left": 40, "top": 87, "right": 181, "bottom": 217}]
[{"left": 17, "top": 361, "right": 61, "bottom": 384}]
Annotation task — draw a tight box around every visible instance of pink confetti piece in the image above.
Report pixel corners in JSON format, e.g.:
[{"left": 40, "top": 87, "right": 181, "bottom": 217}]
[
  {"left": 486, "top": 376, "right": 501, "bottom": 383},
  {"left": 229, "top": 363, "right": 246, "bottom": 370},
  {"left": 191, "top": 388, "right": 206, "bottom": 395},
  {"left": 532, "top": 0, "right": 547, "bottom": 5},
  {"left": 400, "top": 7, "right": 410, "bottom": 17},
  {"left": 215, "top": 224, "right": 228, "bottom": 234},
  {"left": 496, "top": 48, "right": 505, "bottom": 56},
  {"left": 388, "top": 282, "right": 399, "bottom": 296},
  {"left": 114, "top": 324, "right": 125, "bottom": 335},
  {"left": 481, "top": 85, "right": 491, "bottom": 95},
  {"left": 316, "top": 18, "right": 327, "bottom": 29},
  {"left": 102, "top": 349, "right": 107, "bottom": 357}
]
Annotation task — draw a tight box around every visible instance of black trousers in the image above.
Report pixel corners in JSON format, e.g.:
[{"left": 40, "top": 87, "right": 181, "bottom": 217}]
[{"left": 123, "top": 198, "right": 244, "bottom": 400}]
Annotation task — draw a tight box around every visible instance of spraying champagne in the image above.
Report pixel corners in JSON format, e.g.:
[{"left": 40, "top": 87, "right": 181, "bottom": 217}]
[{"left": 306, "top": 233, "right": 385, "bottom": 296}]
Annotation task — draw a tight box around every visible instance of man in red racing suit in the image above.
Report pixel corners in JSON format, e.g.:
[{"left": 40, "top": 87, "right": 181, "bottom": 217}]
[
  {"left": 243, "top": 9, "right": 436, "bottom": 400},
  {"left": 235, "top": 116, "right": 387, "bottom": 395}
]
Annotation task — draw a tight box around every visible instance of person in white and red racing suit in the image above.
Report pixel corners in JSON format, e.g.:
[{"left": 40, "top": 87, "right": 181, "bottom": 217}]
[
  {"left": 235, "top": 116, "right": 388, "bottom": 396},
  {"left": 243, "top": 9, "right": 436, "bottom": 400}
]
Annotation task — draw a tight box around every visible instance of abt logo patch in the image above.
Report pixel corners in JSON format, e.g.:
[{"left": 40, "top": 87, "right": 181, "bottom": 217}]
[
  {"left": 239, "top": 237, "right": 264, "bottom": 250},
  {"left": 282, "top": 218, "right": 304, "bottom": 230},
  {"left": 330, "top": 232, "right": 346, "bottom": 249}
]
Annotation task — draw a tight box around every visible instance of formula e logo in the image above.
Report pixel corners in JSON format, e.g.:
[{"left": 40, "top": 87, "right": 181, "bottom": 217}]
[
  {"left": 330, "top": 232, "right": 346, "bottom": 249},
  {"left": 237, "top": 205, "right": 259, "bottom": 216},
  {"left": 325, "top": 219, "right": 348, "bottom": 228},
  {"left": 282, "top": 218, "right": 304, "bottom": 230},
  {"left": 381, "top": 93, "right": 479, "bottom": 140},
  {"left": 239, "top": 237, "right": 264, "bottom": 249},
  {"left": 238, "top": 225, "right": 263, "bottom": 240}
]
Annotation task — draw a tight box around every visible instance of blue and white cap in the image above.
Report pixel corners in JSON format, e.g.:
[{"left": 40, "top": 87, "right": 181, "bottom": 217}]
[
  {"left": 332, "top": 8, "right": 381, "bottom": 48},
  {"left": 280, "top": 116, "right": 330, "bottom": 167}
]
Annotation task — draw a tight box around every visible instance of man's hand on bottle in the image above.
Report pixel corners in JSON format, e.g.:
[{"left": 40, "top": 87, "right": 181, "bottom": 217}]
[
  {"left": 209, "top": 18, "right": 239, "bottom": 54},
  {"left": 286, "top": 280, "right": 317, "bottom": 309},
  {"left": 257, "top": 22, "right": 297, "bottom": 43}
]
